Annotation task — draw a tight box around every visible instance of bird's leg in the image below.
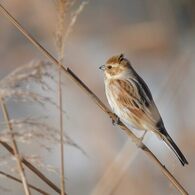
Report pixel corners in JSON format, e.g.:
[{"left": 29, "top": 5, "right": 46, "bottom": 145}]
[
  {"left": 140, "top": 130, "right": 147, "bottom": 142},
  {"left": 136, "top": 130, "right": 147, "bottom": 148},
  {"left": 108, "top": 112, "right": 121, "bottom": 126}
]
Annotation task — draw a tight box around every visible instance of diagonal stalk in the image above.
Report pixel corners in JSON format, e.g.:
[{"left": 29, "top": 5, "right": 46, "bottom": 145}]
[
  {"left": 0, "top": 171, "right": 49, "bottom": 195},
  {"left": 0, "top": 3, "right": 188, "bottom": 195},
  {"left": 0, "top": 97, "right": 31, "bottom": 195},
  {"left": 0, "top": 140, "right": 65, "bottom": 194}
]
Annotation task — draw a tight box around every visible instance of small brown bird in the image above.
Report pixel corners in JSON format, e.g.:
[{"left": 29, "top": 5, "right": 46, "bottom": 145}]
[{"left": 99, "top": 54, "right": 188, "bottom": 166}]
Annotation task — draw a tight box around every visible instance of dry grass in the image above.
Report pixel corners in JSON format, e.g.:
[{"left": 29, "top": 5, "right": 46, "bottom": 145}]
[
  {"left": 0, "top": 97, "right": 31, "bottom": 195},
  {"left": 56, "top": 1, "right": 69, "bottom": 194},
  {"left": 0, "top": 171, "right": 48, "bottom": 195},
  {"left": 0, "top": 1, "right": 190, "bottom": 195},
  {"left": 0, "top": 1, "right": 88, "bottom": 194},
  {"left": 0, "top": 57, "right": 84, "bottom": 194},
  {"left": 55, "top": 1, "right": 88, "bottom": 194}
]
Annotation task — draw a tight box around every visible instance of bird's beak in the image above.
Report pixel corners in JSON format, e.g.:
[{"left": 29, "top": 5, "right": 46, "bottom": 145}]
[{"left": 99, "top": 65, "right": 105, "bottom": 70}]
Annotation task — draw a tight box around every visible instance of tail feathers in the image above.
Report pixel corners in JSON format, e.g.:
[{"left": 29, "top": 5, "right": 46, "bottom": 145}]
[{"left": 162, "top": 133, "right": 188, "bottom": 166}]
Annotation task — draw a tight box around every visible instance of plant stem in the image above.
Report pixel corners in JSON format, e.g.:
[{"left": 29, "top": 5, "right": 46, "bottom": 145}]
[
  {"left": 0, "top": 140, "right": 65, "bottom": 194},
  {"left": 0, "top": 97, "right": 31, "bottom": 195},
  {"left": 59, "top": 68, "right": 65, "bottom": 195},
  {"left": 0, "top": 171, "right": 49, "bottom": 195},
  {"left": 56, "top": 1, "right": 66, "bottom": 194}
]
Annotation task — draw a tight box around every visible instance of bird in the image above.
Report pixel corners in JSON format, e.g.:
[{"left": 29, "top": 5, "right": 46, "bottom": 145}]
[{"left": 99, "top": 54, "right": 188, "bottom": 166}]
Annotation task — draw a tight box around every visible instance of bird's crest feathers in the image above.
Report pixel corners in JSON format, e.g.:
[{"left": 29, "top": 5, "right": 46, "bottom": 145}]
[{"left": 106, "top": 54, "right": 124, "bottom": 64}]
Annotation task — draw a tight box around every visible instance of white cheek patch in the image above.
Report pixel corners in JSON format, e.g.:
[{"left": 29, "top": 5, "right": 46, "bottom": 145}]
[
  {"left": 105, "top": 63, "right": 121, "bottom": 79},
  {"left": 105, "top": 72, "right": 112, "bottom": 79}
]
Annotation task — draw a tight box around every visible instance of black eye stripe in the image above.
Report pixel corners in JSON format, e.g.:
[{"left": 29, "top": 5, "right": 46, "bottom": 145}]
[{"left": 107, "top": 66, "right": 112, "bottom": 69}]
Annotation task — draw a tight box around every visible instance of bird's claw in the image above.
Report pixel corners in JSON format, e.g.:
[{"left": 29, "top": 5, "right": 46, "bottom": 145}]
[
  {"left": 108, "top": 112, "right": 122, "bottom": 126},
  {"left": 112, "top": 117, "right": 118, "bottom": 125},
  {"left": 112, "top": 115, "right": 121, "bottom": 126}
]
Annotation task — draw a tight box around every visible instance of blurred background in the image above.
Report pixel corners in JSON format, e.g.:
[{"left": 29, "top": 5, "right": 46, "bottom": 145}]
[{"left": 0, "top": 0, "right": 195, "bottom": 194}]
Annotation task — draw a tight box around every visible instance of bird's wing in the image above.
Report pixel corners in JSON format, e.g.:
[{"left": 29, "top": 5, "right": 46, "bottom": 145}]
[
  {"left": 115, "top": 78, "right": 151, "bottom": 110},
  {"left": 112, "top": 77, "right": 188, "bottom": 166},
  {"left": 115, "top": 77, "right": 162, "bottom": 130},
  {"left": 130, "top": 75, "right": 153, "bottom": 107}
]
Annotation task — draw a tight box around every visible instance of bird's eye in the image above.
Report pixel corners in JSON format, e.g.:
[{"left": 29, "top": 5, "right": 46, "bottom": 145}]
[{"left": 107, "top": 66, "right": 112, "bottom": 69}]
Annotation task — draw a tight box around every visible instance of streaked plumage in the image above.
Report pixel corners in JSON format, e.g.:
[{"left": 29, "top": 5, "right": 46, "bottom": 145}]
[{"left": 100, "top": 54, "right": 188, "bottom": 166}]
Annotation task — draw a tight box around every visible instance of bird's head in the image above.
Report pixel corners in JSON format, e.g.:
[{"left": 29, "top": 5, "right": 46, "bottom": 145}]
[{"left": 99, "top": 54, "right": 132, "bottom": 79}]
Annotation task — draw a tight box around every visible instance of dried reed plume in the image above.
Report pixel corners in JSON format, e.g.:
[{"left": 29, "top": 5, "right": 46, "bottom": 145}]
[
  {"left": 0, "top": 1, "right": 88, "bottom": 194},
  {"left": 0, "top": 59, "right": 84, "bottom": 194},
  {"left": 0, "top": 171, "right": 48, "bottom": 195},
  {"left": 0, "top": 97, "right": 31, "bottom": 195},
  {"left": 55, "top": 0, "right": 88, "bottom": 194}
]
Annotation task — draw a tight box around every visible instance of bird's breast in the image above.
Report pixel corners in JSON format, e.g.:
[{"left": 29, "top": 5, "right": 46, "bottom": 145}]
[{"left": 105, "top": 79, "right": 127, "bottom": 117}]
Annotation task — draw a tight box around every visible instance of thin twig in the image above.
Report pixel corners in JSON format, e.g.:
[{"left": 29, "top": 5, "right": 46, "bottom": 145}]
[
  {"left": 58, "top": 68, "right": 65, "bottom": 195},
  {"left": 0, "top": 97, "right": 31, "bottom": 195},
  {"left": 0, "top": 171, "right": 49, "bottom": 195},
  {"left": 56, "top": 2, "right": 88, "bottom": 193},
  {"left": 56, "top": 1, "right": 67, "bottom": 194},
  {"left": 0, "top": 140, "right": 63, "bottom": 194},
  {"left": 0, "top": 4, "right": 188, "bottom": 195}
]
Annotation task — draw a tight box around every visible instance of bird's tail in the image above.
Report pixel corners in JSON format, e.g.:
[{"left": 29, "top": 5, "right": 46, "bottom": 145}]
[{"left": 162, "top": 132, "right": 188, "bottom": 166}]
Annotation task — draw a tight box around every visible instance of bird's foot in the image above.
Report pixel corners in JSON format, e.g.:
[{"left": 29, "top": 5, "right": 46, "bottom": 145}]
[
  {"left": 136, "top": 139, "right": 145, "bottom": 149},
  {"left": 136, "top": 131, "right": 147, "bottom": 148},
  {"left": 112, "top": 116, "right": 121, "bottom": 126},
  {"left": 140, "top": 130, "right": 147, "bottom": 142},
  {"left": 108, "top": 112, "right": 121, "bottom": 126}
]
